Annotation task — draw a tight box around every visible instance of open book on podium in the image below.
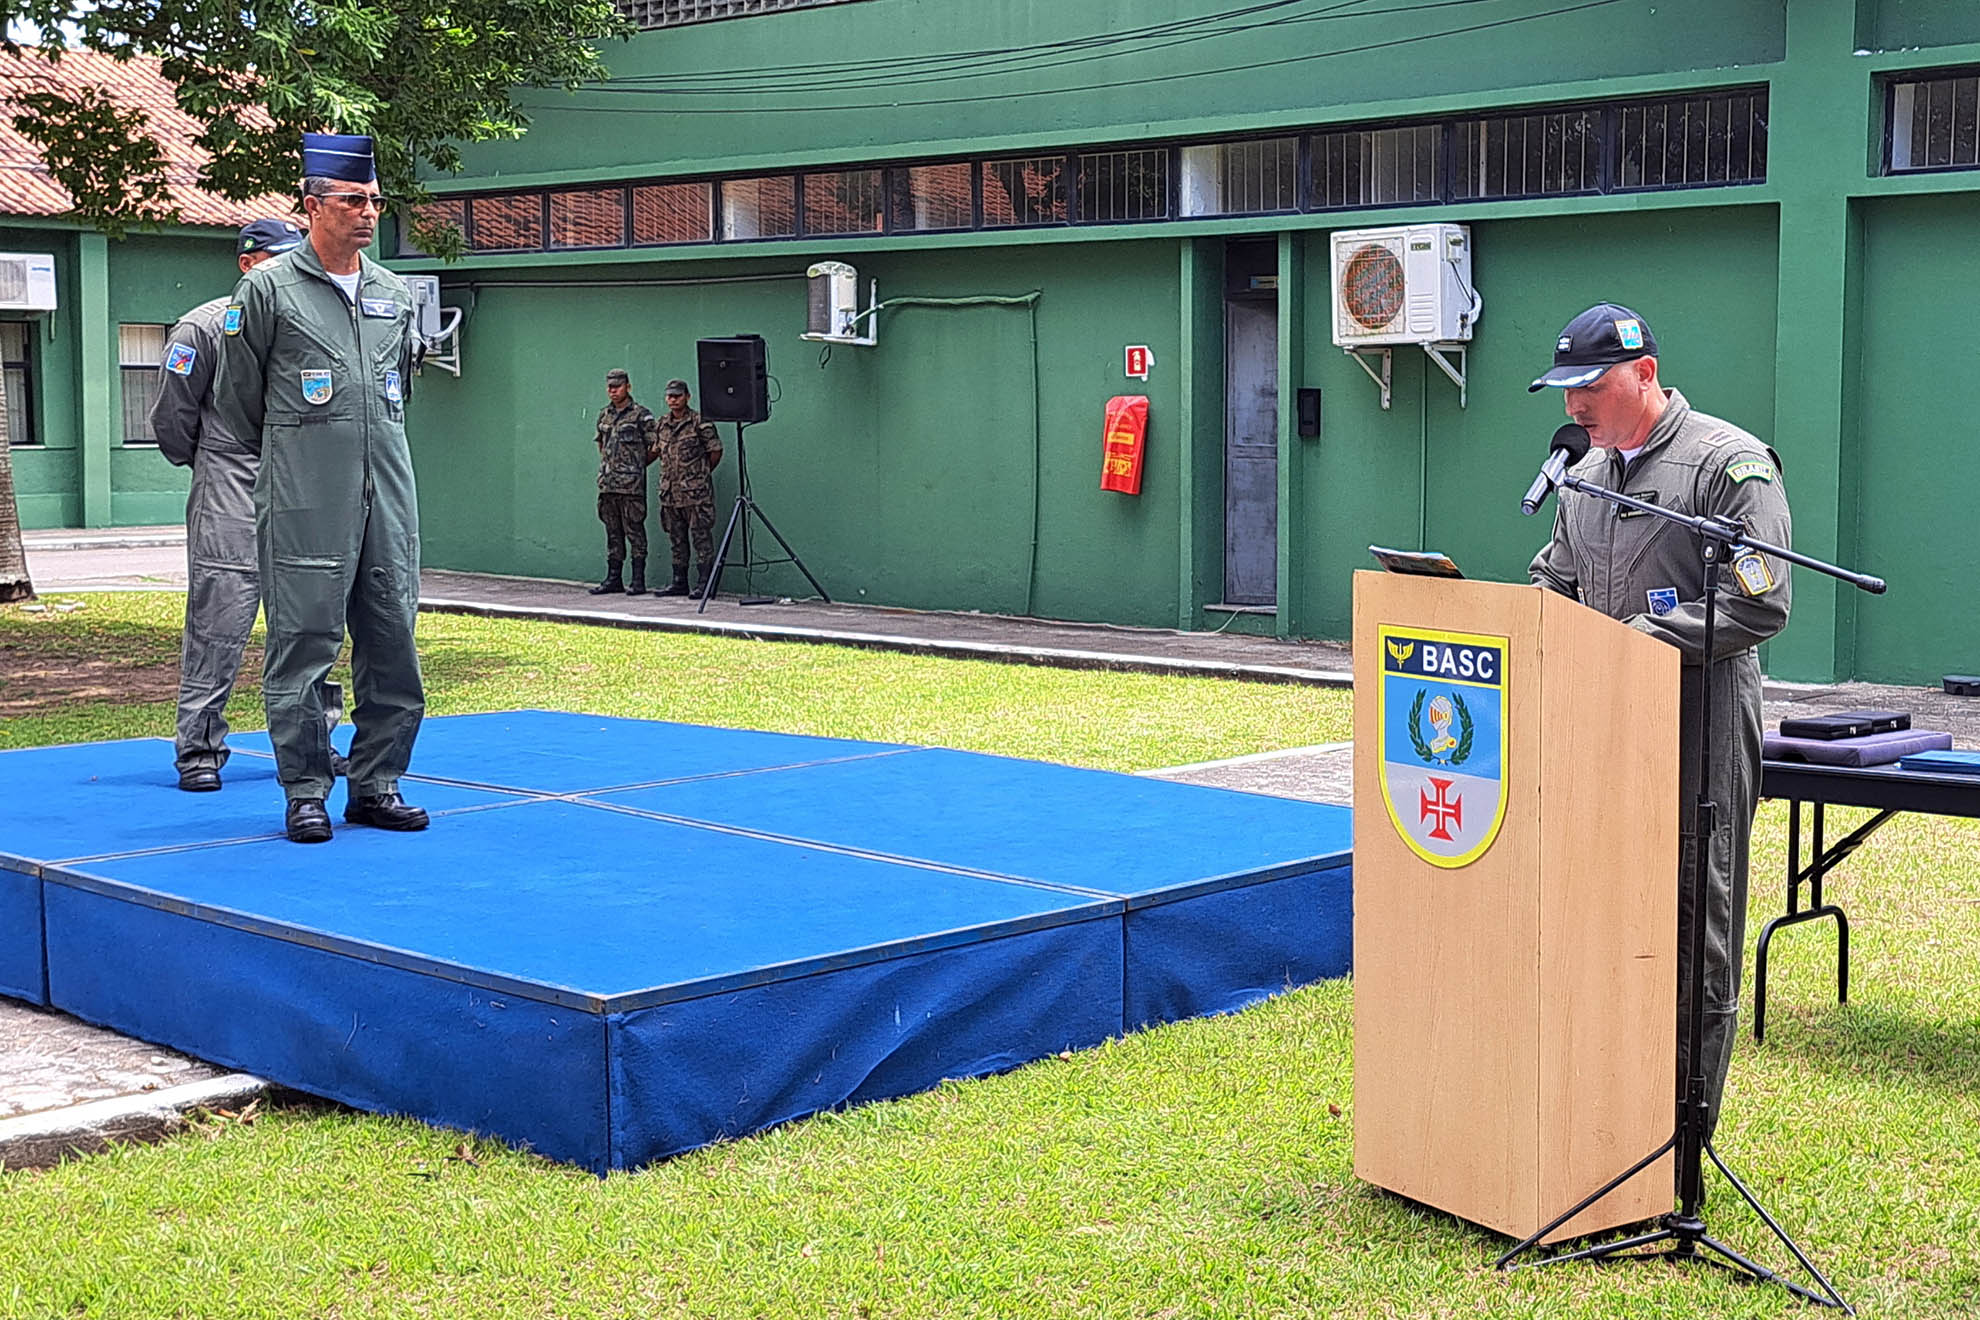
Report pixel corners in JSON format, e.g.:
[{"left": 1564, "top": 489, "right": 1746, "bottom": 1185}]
[{"left": 1351, "top": 568, "right": 1678, "bottom": 1242}]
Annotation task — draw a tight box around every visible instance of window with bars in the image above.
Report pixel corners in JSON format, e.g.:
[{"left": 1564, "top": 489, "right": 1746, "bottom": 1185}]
[
  {"left": 551, "top": 189, "right": 628, "bottom": 249},
  {"left": 721, "top": 175, "right": 797, "bottom": 239},
  {"left": 0, "top": 322, "right": 33, "bottom": 447},
  {"left": 633, "top": 182, "right": 714, "bottom": 244},
  {"left": 470, "top": 194, "right": 545, "bottom": 251},
  {"left": 981, "top": 156, "right": 1068, "bottom": 227},
  {"left": 1078, "top": 148, "right": 1169, "bottom": 223},
  {"left": 615, "top": 0, "right": 871, "bottom": 28},
  {"left": 891, "top": 162, "right": 974, "bottom": 231},
  {"left": 1889, "top": 71, "right": 1980, "bottom": 172},
  {"left": 1179, "top": 138, "right": 1298, "bottom": 217},
  {"left": 118, "top": 324, "right": 167, "bottom": 445},
  {"left": 1313, "top": 124, "right": 1442, "bottom": 209},
  {"left": 1617, "top": 89, "right": 1768, "bottom": 188},
  {"left": 401, "top": 198, "right": 466, "bottom": 258},
  {"left": 1454, "top": 107, "right": 1601, "bottom": 200},
  {"left": 803, "top": 169, "right": 885, "bottom": 235}
]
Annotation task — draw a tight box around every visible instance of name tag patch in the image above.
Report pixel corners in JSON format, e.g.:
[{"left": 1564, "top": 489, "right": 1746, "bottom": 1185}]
[
  {"left": 301, "top": 370, "right": 333, "bottom": 405},
  {"left": 223, "top": 304, "right": 243, "bottom": 336},
  {"left": 164, "top": 343, "right": 197, "bottom": 376},
  {"left": 1617, "top": 492, "right": 1660, "bottom": 519},
  {"left": 1727, "top": 459, "right": 1776, "bottom": 484},
  {"left": 1732, "top": 549, "right": 1776, "bottom": 596},
  {"left": 384, "top": 370, "right": 402, "bottom": 404},
  {"left": 360, "top": 298, "right": 397, "bottom": 319},
  {"left": 1647, "top": 587, "right": 1679, "bottom": 616}
]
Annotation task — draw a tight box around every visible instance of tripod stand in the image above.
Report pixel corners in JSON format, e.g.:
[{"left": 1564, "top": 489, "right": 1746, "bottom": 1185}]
[
  {"left": 1496, "top": 468, "right": 1883, "bottom": 1312},
  {"left": 696, "top": 421, "right": 829, "bottom": 613}
]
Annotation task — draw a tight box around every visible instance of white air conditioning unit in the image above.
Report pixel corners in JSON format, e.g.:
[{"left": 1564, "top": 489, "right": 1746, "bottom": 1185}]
[
  {"left": 1329, "top": 224, "right": 1479, "bottom": 347},
  {"left": 801, "top": 260, "right": 877, "bottom": 347},
  {"left": 402, "top": 273, "right": 463, "bottom": 376},
  {"left": 0, "top": 253, "right": 58, "bottom": 312}
]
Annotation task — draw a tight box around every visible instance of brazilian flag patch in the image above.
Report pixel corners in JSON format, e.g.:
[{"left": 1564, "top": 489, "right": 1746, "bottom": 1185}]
[{"left": 1727, "top": 458, "right": 1775, "bottom": 484}]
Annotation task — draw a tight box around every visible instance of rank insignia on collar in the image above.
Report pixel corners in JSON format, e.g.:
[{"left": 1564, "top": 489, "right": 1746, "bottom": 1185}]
[
  {"left": 164, "top": 343, "right": 197, "bottom": 376},
  {"left": 301, "top": 370, "right": 333, "bottom": 405},
  {"left": 223, "top": 304, "right": 244, "bottom": 336}
]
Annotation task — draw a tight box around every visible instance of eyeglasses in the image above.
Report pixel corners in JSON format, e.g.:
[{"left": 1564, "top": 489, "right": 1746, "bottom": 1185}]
[{"left": 319, "top": 192, "right": 392, "bottom": 212}]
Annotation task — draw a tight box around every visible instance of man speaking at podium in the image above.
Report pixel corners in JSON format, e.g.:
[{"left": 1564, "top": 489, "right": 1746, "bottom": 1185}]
[{"left": 1526, "top": 304, "right": 1793, "bottom": 1145}]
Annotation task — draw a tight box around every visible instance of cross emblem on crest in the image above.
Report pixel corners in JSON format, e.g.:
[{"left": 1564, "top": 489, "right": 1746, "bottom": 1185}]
[{"left": 1419, "top": 777, "right": 1463, "bottom": 842}]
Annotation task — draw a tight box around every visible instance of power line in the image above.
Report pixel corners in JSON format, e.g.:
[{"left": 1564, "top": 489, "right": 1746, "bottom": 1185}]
[{"left": 542, "top": 0, "right": 1624, "bottom": 117}]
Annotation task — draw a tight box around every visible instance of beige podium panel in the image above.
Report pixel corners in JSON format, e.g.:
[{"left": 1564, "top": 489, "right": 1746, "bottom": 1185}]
[{"left": 1352, "top": 570, "right": 1677, "bottom": 1242}]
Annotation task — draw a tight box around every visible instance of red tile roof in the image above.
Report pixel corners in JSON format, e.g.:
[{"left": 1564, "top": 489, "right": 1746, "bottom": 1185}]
[{"left": 0, "top": 49, "right": 293, "bottom": 228}]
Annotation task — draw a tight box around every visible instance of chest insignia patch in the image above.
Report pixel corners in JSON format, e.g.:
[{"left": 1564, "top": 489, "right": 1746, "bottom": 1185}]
[
  {"left": 223, "top": 304, "right": 244, "bottom": 336},
  {"left": 384, "top": 370, "right": 402, "bottom": 404},
  {"left": 164, "top": 343, "right": 197, "bottom": 376},
  {"left": 1617, "top": 491, "right": 1660, "bottom": 519},
  {"left": 1646, "top": 587, "right": 1680, "bottom": 616},
  {"left": 1732, "top": 549, "right": 1776, "bottom": 596},
  {"left": 360, "top": 298, "right": 397, "bottom": 319},
  {"left": 1727, "top": 459, "right": 1776, "bottom": 484},
  {"left": 300, "top": 370, "right": 333, "bottom": 405}
]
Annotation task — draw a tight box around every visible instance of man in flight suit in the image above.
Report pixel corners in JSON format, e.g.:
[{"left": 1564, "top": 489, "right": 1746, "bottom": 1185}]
[
  {"left": 151, "top": 218, "right": 347, "bottom": 793},
  {"left": 652, "top": 378, "right": 723, "bottom": 597},
  {"left": 589, "top": 368, "right": 660, "bottom": 596},
  {"left": 214, "top": 133, "right": 427, "bottom": 844},
  {"left": 1528, "top": 303, "right": 1792, "bottom": 1148}
]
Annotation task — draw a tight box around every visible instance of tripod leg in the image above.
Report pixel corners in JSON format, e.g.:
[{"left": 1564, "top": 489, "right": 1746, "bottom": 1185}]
[
  {"left": 698, "top": 496, "right": 747, "bottom": 614},
  {"left": 741, "top": 497, "right": 831, "bottom": 603}
]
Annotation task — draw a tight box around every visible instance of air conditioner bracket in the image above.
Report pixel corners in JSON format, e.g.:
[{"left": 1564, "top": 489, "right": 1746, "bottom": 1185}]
[
  {"left": 1423, "top": 343, "right": 1468, "bottom": 408},
  {"left": 1345, "top": 347, "right": 1392, "bottom": 411}
]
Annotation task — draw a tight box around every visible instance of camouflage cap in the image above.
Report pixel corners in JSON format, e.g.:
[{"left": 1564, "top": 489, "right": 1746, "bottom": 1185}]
[
  {"left": 664, "top": 378, "right": 690, "bottom": 395},
  {"left": 604, "top": 368, "right": 630, "bottom": 385}
]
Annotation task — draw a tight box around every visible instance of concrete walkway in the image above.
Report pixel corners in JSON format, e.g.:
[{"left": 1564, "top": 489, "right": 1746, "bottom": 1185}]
[{"left": 7, "top": 525, "right": 1977, "bottom": 1169}]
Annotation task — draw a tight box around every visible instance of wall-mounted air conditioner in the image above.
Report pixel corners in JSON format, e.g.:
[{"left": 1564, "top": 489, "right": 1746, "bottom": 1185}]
[
  {"left": 1329, "top": 224, "right": 1479, "bottom": 347},
  {"left": 801, "top": 260, "right": 877, "bottom": 347},
  {"left": 0, "top": 254, "right": 57, "bottom": 312}
]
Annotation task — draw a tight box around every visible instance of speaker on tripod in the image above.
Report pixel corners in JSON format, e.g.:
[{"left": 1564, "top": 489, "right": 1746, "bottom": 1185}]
[{"left": 697, "top": 335, "right": 770, "bottom": 425}]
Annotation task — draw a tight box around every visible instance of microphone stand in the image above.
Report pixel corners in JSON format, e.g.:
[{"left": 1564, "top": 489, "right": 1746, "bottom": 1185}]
[{"left": 1496, "top": 468, "right": 1883, "bottom": 1312}]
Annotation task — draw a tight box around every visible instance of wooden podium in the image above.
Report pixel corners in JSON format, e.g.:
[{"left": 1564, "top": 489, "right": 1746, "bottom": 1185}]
[{"left": 1351, "top": 570, "right": 1677, "bottom": 1242}]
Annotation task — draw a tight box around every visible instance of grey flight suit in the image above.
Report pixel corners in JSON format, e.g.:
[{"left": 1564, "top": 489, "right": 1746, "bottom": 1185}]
[
  {"left": 1529, "top": 388, "right": 1792, "bottom": 1145},
  {"left": 150, "top": 293, "right": 342, "bottom": 775},
  {"left": 212, "top": 240, "right": 424, "bottom": 803}
]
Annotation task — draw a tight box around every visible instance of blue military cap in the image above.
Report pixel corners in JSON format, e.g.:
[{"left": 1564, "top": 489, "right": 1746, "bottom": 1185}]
[
  {"left": 238, "top": 218, "right": 303, "bottom": 257},
  {"left": 301, "top": 132, "right": 376, "bottom": 184}
]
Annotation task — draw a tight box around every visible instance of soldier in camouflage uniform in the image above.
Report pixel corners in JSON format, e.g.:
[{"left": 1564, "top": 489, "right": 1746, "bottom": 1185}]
[
  {"left": 1528, "top": 304, "right": 1792, "bottom": 1153},
  {"left": 651, "top": 378, "right": 724, "bottom": 597},
  {"left": 590, "top": 368, "right": 661, "bottom": 596}
]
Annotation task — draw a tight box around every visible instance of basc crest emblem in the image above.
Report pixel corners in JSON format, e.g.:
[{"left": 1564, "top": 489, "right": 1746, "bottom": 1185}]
[{"left": 1378, "top": 625, "right": 1509, "bottom": 868}]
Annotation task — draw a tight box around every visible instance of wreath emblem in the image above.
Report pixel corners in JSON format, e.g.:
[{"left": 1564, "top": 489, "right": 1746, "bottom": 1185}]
[{"left": 1406, "top": 689, "right": 1475, "bottom": 766}]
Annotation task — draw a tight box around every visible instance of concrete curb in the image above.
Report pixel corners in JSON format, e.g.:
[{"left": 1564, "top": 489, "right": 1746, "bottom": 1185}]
[
  {"left": 0, "top": 1073, "right": 269, "bottom": 1171},
  {"left": 419, "top": 596, "right": 1357, "bottom": 689}
]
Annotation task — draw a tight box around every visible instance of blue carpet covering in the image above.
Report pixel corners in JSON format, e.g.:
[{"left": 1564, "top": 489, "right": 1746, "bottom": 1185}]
[{"left": 3, "top": 711, "right": 1352, "bottom": 1170}]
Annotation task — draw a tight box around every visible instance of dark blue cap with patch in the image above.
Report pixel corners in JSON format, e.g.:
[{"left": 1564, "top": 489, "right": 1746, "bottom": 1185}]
[
  {"left": 1529, "top": 303, "right": 1659, "bottom": 391},
  {"left": 301, "top": 132, "right": 376, "bottom": 184},
  {"left": 237, "top": 218, "right": 303, "bottom": 257}
]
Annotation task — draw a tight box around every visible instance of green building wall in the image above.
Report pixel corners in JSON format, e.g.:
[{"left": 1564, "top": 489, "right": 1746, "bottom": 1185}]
[{"left": 402, "top": 2, "right": 1980, "bottom": 682}]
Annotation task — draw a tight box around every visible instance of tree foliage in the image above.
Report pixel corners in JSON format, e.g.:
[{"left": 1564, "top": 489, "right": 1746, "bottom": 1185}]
[{"left": 2, "top": 1, "right": 634, "bottom": 257}]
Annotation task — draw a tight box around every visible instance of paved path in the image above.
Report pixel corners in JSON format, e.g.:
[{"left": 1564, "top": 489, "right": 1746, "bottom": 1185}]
[{"left": 8, "top": 525, "right": 1978, "bottom": 1169}]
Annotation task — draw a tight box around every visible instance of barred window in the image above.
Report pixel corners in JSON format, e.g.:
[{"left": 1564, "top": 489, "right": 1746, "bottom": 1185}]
[
  {"left": 1889, "top": 72, "right": 1980, "bottom": 171},
  {"left": 891, "top": 162, "right": 974, "bottom": 231},
  {"left": 1077, "top": 148, "right": 1169, "bottom": 223},
  {"left": 1313, "top": 124, "right": 1441, "bottom": 209},
  {"left": 1453, "top": 108, "right": 1600, "bottom": 200},
  {"left": 469, "top": 194, "right": 545, "bottom": 251},
  {"left": 633, "top": 181, "right": 714, "bottom": 244},
  {"left": 1179, "top": 138, "right": 1298, "bottom": 217},
  {"left": 551, "top": 188, "right": 628, "bottom": 248},
  {"left": 1617, "top": 90, "right": 1768, "bottom": 188},
  {"left": 1, "top": 322, "right": 35, "bottom": 447},
  {"left": 400, "top": 198, "right": 466, "bottom": 258},
  {"left": 982, "top": 156, "right": 1067, "bottom": 227},
  {"left": 118, "top": 324, "right": 166, "bottom": 445},
  {"left": 615, "top": 0, "right": 872, "bottom": 28},
  {"left": 720, "top": 175, "right": 796, "bottom": 239},
  {"left": 803, "top": 169, "right": 884, "bottom": 235}
]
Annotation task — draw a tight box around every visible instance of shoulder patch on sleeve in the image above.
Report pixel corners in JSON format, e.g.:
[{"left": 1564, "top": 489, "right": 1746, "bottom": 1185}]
[
  {"left": 222, "top": 304, "right": 244, "bottom": 336},
  {"left": 1727, "top": 458, "right": 1776, "bottom": 484},
  {"left": 164, "top": 343, "right": 198, "bottom": 376}
]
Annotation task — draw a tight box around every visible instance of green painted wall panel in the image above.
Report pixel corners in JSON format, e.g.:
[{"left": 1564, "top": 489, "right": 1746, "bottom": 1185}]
[
  {"left": 1291, "top": 206, "right": 1780, "bottom": 644},
  {"left": 9, "top": 446, "right": 78, "bottom": 530},
  {"left": 463, "top": 0, "right": 1787, "bottom": 182},
  {"left": 1853, "top": 193, "right": 1980, "bottom": 684},
  {"left": 1867, "top": 0, "right": 1980, "bottom": 49},
  {"left": 411, "top": 242, "right": 1183, "bottom": 622}
]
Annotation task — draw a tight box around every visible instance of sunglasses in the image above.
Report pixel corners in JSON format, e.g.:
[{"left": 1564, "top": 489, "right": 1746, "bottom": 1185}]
[{"left": 319, "top": 192, "right": 393, "bottom": 212}]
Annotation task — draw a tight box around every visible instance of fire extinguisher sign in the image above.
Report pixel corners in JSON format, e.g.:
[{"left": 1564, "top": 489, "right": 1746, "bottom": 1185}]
[
  {"left": 1102, "top": 395, "right": 1149, "bottom": 496},
  {"left": 1125, "top": 345, "right": 1154, "bottom": 381}
]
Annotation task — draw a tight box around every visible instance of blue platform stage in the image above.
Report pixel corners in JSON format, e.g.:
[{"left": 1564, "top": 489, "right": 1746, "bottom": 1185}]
[{"left": 0, "top": 711, "right": 1353, "bottom": 1172}]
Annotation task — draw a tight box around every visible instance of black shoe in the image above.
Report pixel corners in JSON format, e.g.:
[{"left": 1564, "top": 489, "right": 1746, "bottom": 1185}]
[
  {"left": 626, "top": 558, "right": 648, "bottom": 596},
  {"left": 330, "top": 751, "right": 351, "bottom": 779},
  {"left": 345, "top": 792, "right": 430, "bottom": 832},
  {"left": 285, "top": 798, "right": 333, "bottom": 843},
  {"left": 178, "top": 767, "right": 222, "bottom": 793},
  {"left": 588, "top": 562, "right": 624, "bottom": 595},
  {"left": 692, "top": 574, "right": 716, "bottom": 597},
  {"left": 656, "top": 569, "right": 691, "bottom": 598}
]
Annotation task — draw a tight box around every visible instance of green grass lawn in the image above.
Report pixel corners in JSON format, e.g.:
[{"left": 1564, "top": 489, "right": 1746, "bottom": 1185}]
[{"left": 2, "top": 594, "right": 1976, "bottom": 1319}]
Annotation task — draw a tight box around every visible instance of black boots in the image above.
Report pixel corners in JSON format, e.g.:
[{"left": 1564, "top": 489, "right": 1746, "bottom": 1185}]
[
  {"left": 626, "top": 558, "right": 648, "bottom": 596},
  {"left": 285, "top": 798, "right": 332, "bottom": 843},
  {"left": 588, "top": 560, "right": 623, "bottom": 595},
  {"left": 656, "top": 565, "right": 691, "bottom": 597},
  {"left": 345, "top": 792, "right": 430, "bottom": 831}
]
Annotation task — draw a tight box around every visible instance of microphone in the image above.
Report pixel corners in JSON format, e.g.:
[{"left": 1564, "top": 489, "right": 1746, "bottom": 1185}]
[{"left": 1520, "top": 424, "right": 1592, "bottom": 516}]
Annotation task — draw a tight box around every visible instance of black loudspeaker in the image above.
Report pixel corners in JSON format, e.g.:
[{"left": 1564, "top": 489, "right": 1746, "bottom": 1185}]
[{"left": 696, "top": 335, "right": 769, "bottom": 424}]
